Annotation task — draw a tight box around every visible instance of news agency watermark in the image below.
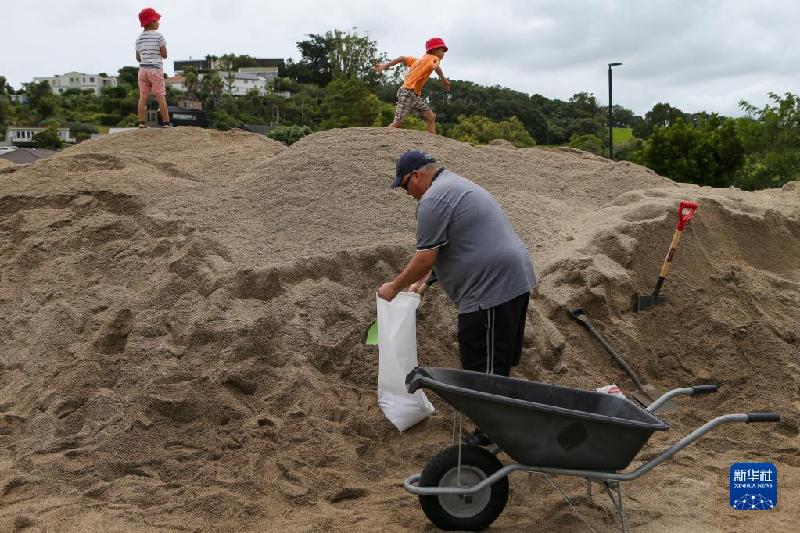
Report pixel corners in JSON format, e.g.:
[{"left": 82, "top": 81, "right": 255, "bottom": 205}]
[{"left": 730, "top": 463, "right": 777, "bottom": 510}]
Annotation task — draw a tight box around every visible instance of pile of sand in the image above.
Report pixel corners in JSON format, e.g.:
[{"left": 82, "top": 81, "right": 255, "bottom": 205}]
[{"left": 0, "top": 127, "right": 797, "bottom": 532}]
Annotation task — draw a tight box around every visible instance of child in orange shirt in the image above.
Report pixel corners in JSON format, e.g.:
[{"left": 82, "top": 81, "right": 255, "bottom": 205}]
[{"left": 374, "top": 38, "right": 450, "bottom": 134}]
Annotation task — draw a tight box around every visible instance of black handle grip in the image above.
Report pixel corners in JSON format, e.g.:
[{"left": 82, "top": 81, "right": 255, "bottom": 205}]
[
  {"left": 690, "top": 384, "right": 718, "bottom": 395},
  {"left": 746, "top": 412, "right": 780, "bottom": 423}
]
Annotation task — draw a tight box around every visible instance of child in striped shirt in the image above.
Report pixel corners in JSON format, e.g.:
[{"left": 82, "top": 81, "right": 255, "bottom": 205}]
[{"left": 135, "top": 7, "right": 172, "bottom": 128}]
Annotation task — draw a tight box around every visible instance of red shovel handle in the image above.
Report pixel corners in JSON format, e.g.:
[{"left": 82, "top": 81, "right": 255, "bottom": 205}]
[{"left": 676, "top": 200, "right": 699, "bottom": 231}]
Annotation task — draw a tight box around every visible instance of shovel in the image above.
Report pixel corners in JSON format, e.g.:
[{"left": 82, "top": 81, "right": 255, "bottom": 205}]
[
  {"left": 567, "top": 308, "right": 674, "bottom": 410},
  {"left": 364, "top": 277, "right": 435, "bottom": 346},
  {"left": 632, "top": 200, "right": 699, "bottom": 313}
]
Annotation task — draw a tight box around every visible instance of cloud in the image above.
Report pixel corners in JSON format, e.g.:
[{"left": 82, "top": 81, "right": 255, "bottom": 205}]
[{"left": 2, "top": 0, "right": 799, "bottom": 116}]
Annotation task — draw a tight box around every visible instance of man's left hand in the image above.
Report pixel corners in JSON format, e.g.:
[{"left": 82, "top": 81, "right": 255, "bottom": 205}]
[{"left": 377, "top": 282, "right": 400, "bottom": 302}]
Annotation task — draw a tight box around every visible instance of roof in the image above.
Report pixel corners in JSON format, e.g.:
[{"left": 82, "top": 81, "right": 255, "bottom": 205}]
[
  {"left": 174, "top": 58, "right": 284, "bottom": 70},
  {"left": 219, "top": 71, "right": 265, "bottom": 81},
  {"left": 174, "top": 60, "right": 209, "bottom": 71},
  {"left": 241, "top": 124, "right": 271, "bottom": 136},
  {"left": 165, "top": 75, "right": 186, "bottom": 83},
  {"left": 0, "top": 147, "right": 58, "bottom": 165},
  {"left": 252, "top": 58, "right": 284, "bottom": 68}
]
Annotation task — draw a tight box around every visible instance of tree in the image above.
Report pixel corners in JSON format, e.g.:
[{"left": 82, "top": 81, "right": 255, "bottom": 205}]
[
  {"left": 209, "top": 110, "right": 240, "bottom": 130},
  {"left": 448, "top": 115, "right": 535, "bottom": 147},
  {"left": 634, "top": 102, "right": 685, "bottom": 138},
  {"left": 284, "top": 34, "right": 335, "bottom": 86},
  {"left": 0, "top": 76, "right": 11, "bottom": 136},
  {"left": 735, "top": 92, "right": 800, "bottom": 189},
  {"left": 569, "top": 133, "right": 603, "bottom": 154},
  {"left": 320, "top": 77, "right": 381, "bottom": 128},
  {"left": 634, "top": 116, "right": 743, "bottom": 187},
  {"left": 203, "top": 71, "right": 224, "bottom": 108},
  {"left": 327, "top": 28, "right": 383, "bottom": 85},
  {"left": 268, "top": 125, "right": 311, "bottom": 145},
  {"left": 117, "top": 66, "right": 139, "bottom": 87},
  {"left": 183, "top": 67, "right": 199, "bottom": 100},
  {"left": 33, "top": 125, "right": 64, "bottom": 149},
  {"left": 24, "top": 80, "right": 52, "bottom": 106}
]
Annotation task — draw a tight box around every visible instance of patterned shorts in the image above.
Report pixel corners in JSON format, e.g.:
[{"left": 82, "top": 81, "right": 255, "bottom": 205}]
[
  {"left": 394, "top": 87, "right": 432, "bottom": 123},
  {"left": 138, "top": 67, "right": 165, "bottom": 97}
]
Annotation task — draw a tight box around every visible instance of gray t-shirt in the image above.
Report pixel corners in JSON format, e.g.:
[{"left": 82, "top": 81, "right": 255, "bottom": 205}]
[{"left": 416, "top": 169, "right": 536, "bottom": 313}]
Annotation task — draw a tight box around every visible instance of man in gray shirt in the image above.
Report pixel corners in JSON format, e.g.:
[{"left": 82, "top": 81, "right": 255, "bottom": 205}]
[{"left": 378, "top": 149, "right": 536, "bottom": 445}]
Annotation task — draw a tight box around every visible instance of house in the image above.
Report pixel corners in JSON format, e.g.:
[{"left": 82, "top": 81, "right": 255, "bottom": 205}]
[
  {"left": 6, "top": 127, "right": 74, "bottom": 146},
  {"left": 167, "top": 106, "right": 207, "bottom": 128},
  {"left": 165, "top": 75, "right": 186, "bottom": 92},
  {"left": 174, "top": 57, "right": 283, "bottom": 76},
  {"left": 33, "top": 72, "right": 118, "bottom": 96},
  {"left": 217, "top": 71, "right": 269, "bottom": 96}
]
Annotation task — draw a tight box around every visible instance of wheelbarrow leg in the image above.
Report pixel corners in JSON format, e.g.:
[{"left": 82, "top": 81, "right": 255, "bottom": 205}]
[{"left": 603, "top": 480, "right": 627, "bottom": 533}]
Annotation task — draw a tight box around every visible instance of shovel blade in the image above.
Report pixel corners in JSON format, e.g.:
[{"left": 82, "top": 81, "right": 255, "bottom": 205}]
[
  {"left": 632, "top": 293, "right": 667, "bottom": 313},
  {"left": 632, "top": 384, "right": 676, "bottom": 412}
]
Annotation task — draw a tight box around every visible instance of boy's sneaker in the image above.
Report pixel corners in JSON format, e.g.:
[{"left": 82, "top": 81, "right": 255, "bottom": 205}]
[
  {"left": 137, "top": 122, "right": 146, "bottom": 128},
  {"left": 463, "top": 428, "right": 493, "bottom": 447},
  {"left": 162, "top": 122, "right": 174, "bottom": 128}
]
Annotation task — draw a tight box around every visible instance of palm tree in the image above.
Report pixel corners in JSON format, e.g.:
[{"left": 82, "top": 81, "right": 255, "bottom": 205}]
[{"left": 184, "top": 67, "right": 198, "bottom": 100}]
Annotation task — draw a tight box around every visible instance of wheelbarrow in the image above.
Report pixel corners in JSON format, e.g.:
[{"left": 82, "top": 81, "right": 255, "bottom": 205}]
[{"left": 403, "top": 367, "right": 779, "bottom": 532}]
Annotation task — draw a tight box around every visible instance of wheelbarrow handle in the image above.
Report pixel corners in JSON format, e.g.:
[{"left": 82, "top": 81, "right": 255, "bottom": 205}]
[
  {"left": 747, "top": 412, "right": 780, "bottom": 423},
  {"left": 690, "top": 384, "right": 717, "bottom": 395},
  {"left": 647, "top": 385, "right": 716, "bottom": 413},
  {"left": 676, "top": 200, "right": 699, "bottom": 231}
]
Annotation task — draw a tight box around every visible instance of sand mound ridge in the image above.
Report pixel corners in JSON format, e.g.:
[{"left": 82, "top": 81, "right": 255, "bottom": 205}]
[{"left": 0, "top": 127, "right": 798, "bottom": 531}]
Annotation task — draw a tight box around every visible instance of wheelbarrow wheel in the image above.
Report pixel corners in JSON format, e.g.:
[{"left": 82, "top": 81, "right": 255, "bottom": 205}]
[{"left": 418, "top": 445, "right": 509, "bottom": 531}]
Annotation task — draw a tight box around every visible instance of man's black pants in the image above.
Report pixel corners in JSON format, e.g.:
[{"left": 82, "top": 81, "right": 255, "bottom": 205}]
[{"left": 456, "top": 292, "right": 530, "bottom": 377}]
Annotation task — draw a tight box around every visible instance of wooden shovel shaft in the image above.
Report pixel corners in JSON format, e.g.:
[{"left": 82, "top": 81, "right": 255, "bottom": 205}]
[
  {"left": 659, "top": 228, "right": 684, "bottom": 278},
  {"left": 651, "top": 228, "right": 683, "bottom": 298},
  {"left": 651, "top": 200, "right": 698, "bottom": 299}
]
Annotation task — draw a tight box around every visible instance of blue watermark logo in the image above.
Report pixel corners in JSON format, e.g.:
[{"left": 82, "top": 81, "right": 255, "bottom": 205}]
[{"left": 730, "top": 463, "right": 777, "bottom": 510}]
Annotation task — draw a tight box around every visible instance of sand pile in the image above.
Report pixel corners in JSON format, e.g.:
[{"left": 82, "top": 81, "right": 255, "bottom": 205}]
[{"left": 0, "top": 127, "right": 797, "bottom": 532}]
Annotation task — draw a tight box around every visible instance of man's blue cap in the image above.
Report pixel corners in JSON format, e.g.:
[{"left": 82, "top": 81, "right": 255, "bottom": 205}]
[{"left": 391, "top": 149, "right": 437, "bottom": 188}]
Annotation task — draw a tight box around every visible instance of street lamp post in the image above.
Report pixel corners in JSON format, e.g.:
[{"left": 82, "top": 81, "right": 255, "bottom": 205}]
[{"left": 608, "top": 62, "right": 622, "bottom": 159}]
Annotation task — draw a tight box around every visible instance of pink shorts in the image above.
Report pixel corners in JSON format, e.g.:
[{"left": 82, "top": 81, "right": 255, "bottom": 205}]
[{"left": 138, "top": 68, "right": 165, "bottom": 97}]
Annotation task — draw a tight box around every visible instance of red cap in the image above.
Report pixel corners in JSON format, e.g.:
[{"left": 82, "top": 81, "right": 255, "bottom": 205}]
[
  {"left": 138, "top": 7, "right": 161, "bottom": 27},
  {"left": 425, "top": 37, "right": 448, "bottom": 53}
]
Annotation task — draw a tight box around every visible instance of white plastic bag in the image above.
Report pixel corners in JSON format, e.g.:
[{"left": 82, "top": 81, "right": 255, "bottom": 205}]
[
  {"left": 596, "top": 383, "right": 627, "bottom": 399},
  {"left": 376, "top": 292, "right": 435, "bottom": 431}
]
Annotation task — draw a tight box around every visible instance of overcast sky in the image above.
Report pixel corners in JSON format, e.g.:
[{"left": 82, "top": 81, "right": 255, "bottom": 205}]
[{"left": 2, "top": 0, "right": 798, "bottom": 116}]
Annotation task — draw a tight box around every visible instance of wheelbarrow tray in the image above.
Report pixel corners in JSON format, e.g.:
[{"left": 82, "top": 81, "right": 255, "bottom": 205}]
[{"left": 406, "top": 367, "right": 668, "bottom": 471}]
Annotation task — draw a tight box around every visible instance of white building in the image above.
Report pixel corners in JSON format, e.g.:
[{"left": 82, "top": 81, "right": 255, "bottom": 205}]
[
  {"left": 32, "top": 71, "right": 118, "bottom": 96},
  {"left": 216, "top": 71, "right": 269, "bottom": 96},
  {"left": 6, "top": 127, "right": 74, "bottom": 145},
  {"left": 165, "top": 75, "right": 186, "bottom": 92}
]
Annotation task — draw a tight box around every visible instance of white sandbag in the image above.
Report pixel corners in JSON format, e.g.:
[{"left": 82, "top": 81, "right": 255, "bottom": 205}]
[{"left": 377, "top": 292, "right": 435, "bottom": 431}]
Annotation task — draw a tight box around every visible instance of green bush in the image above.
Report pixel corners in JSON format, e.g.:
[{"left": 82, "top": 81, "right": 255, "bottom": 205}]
[
  {"left": 268, "top": 125, "right": 311, "bottom": 145},
  {"left": 33, "top": 125, "right": 64, "bottom": 149},
  {"left": 569, "top": 133, "right": 604, "bottom": 155},
  {"left": 449, "top": 115, "right": 535, "bottom": 147},
  {"left": 117, "top": 114, "right": 141, "bottom": 127},
  {"left": 98, "top": 113, "right": 122, "bottom": 126},
  {"left": 209, "top": 110, "right": 240, "bottom": 130}
]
